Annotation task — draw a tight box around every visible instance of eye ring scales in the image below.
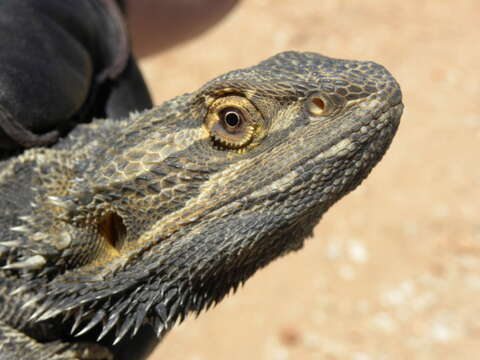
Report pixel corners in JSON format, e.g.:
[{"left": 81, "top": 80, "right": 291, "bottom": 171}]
[{"left": 205, "top": 95, "right": 263, "bottom": 150}]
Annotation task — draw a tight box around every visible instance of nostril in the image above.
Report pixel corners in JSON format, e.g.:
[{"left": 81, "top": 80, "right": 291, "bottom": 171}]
[
  {"left": 306, "top": 93, "right": 328, "bottom": 116},
  {"left": 311, "top": 97, "right": 325, "bottom": 112}
]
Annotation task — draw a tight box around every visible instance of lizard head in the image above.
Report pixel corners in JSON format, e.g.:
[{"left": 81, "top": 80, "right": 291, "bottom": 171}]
[{"left": 17, "top": 52, "right": 402, "bottom": 346}]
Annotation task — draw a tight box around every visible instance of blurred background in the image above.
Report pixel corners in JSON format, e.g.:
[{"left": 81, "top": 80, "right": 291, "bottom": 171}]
[{"left": 127, "top": 1, "right": 480, "bottom": 359}]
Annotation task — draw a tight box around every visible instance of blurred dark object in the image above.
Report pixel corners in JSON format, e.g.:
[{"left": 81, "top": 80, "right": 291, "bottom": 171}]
[
  {"left": 0, "top": 0, "right": 239, "bottom": 156},
  {"left": 0, "top": 0, "right": 152, "bottom": 154},
  {"left": 125, "top": 0, "right": 239, "bottom": 57}
]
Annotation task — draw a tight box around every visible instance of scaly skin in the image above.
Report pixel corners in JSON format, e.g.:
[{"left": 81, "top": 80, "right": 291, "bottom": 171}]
[{"left": 0, "top": 51, "right": 403, "bottom": 359}]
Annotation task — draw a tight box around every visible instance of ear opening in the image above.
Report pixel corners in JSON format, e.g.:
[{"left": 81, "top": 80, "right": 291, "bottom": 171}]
[{"left": 99, "top": 212, "right": 127, "bottom": 253}]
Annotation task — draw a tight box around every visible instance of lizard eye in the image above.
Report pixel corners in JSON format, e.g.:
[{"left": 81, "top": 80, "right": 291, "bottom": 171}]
[
  {"left": 205, "top": 96, "right": 260, "bottom": 150},
  {"left": 222, "top": 109, "right": 243, "bottom": 131}
]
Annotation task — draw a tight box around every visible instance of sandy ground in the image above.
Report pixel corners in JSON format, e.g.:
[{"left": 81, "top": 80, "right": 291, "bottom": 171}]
[{"left": 135, "top": 1, "right": 480, "bottom": 359}]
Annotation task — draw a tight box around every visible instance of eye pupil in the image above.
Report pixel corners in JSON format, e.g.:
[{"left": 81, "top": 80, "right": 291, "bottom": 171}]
[{"left": 224, "top": 111, "right": 241, "bottom": 128}]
